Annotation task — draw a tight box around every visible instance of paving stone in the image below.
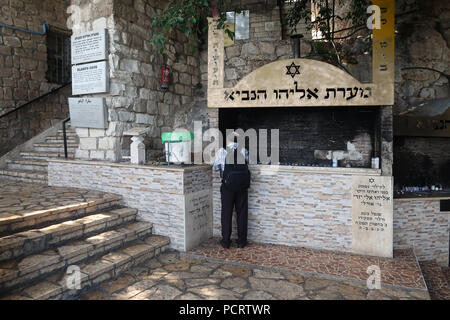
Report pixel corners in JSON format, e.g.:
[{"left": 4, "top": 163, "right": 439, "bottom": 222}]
[
  {"left": 184, "top": 278, "right": 221, "bottom": 287},
  {"left": 176, "top": 292, "right": 202, "bottom": 300},
  {"left": 253, "top": 269, "right": 285, "bottom": 279},
  {"left": 79, "top": 289, "right": 106, "bottom": 300},
  {"left": 190, "top": 264, "right": 214, "bottom": 273},
  {"left": 188, "top": 285, "right": 241, "bottom": 300},
  {"left": 210, "top": 268, "right": 233, "bottom": 279},
  {"left": 221, "top": 277, "right": 248, "bottom": 289},
  {"left": 164, "top": 262, "right": 190, "bottom": 271},
  {"left": 99, "top": 274, "right": 136, "bottom": 294},
  {"left": 131, "top": 284, "right": 182, "bottom": 300},
  {"left": 22, "top": 281, "right": 62, "bottom": 300},
  {"left": 304, "top": 278, "right": 338, "bottom": 291},
  {"left": 248, "top": 277, "right": 306, "bottom": 299},
  {"left": 243, "top": 290, "right": 276, "bottom": 300},
  {"left": 284, "top": 272, "right": 305, "bottom": 284},
  {"left": 221, "top": 265, "right": 252, "bottom": 278}
]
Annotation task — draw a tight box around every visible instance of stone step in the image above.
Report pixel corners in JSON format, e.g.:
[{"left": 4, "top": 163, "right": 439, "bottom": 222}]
[
  {"left": 0, "top": 208, "right": 138, "bottom": 262},
  {"left": 0, "top": 169, "right": 47, "bottom": 185},
  {"left": 19, "top": 151, "right": 75, "bottom": 160},
  {"left": 0, "top": 235, "right": 170, "bottom": 300},
  {"left": 0, "top": 221, "right": 155, "bottom": 294},
  {"left": 45, "top": 137, "right": 78, "bottom": 144},
  {"left": 33, "top": 143, "right": 78, "bottom": 153},
  {"left": 419, "top": 260, "right": 450, "bottom": 300},
  {"left": 0, "top": 173, "right": 47, "bottom": 185},
  {"left": 56, "top": 130, "right": 77, "bottom": 137},
  {"left": 0, "top": 193, "right": 122, "bottom": 238},
  {"left": 6, "top": 160, "right": 48, "bottom": 173}
]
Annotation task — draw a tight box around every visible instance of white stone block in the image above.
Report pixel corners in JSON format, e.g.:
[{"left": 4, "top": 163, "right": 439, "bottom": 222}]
[
  {"left": 75, "top": 128, "right": 89, "bottom": 138},
  {"left": 79, "top": 137, "right": 97, "bottom": 150},
  {"left": 89, "top": 128, "right": 106, "bottom": 138},
  {"left": 90, "top": 150, "right": 105, "bottom": 160}
]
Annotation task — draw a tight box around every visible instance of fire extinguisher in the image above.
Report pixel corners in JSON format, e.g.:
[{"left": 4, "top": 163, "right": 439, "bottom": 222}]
[{"left": 161, "top": 65, "right": 170, "bottom": 89}]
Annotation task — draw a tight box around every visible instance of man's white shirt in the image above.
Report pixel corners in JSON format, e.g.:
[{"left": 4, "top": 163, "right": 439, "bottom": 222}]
[{"left": 213, "top": 142, "right": 249, "bottom": 172}]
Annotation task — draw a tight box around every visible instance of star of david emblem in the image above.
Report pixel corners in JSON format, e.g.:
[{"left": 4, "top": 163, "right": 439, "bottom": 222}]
[
  {"left": 369, "top": 178, "right": 375, "bottom": 183},
  {"left": 286, "top": 62, "right": 301, "bottom": 78}
]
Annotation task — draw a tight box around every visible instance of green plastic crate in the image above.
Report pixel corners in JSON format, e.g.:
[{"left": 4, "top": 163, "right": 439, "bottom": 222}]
[{"left": 161, "top": 131, "right": 194, "bottom": 144}]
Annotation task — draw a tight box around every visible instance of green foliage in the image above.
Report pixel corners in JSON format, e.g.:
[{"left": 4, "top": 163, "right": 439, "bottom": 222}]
[
  {"left": 150, "top": 0, "right": 237, "bottom": 55},
  {"left": 285, "top": 0, "right": 370, "bottom": 40}
]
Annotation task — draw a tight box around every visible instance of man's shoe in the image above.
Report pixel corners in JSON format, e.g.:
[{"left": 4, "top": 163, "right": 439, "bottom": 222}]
[
  {"left": 237, "top": 241, "right": 247, "bottom": 249},
  {"left": 220, "top": 240, "right": 230, "bottom": 249}
]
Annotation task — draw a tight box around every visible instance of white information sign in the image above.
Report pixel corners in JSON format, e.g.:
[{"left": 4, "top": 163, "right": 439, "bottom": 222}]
[
  {"left": 72, "top": 61, "right": 109, "bottom": 95},
  {"left": 351, "top": 175, "right": 393, "bottom": 258},
  {"left": 71, "top": 29, "right": 107, "bottom": 65},
  {"left": 68, "top": 97, "right": 108, "bottom": 129}
]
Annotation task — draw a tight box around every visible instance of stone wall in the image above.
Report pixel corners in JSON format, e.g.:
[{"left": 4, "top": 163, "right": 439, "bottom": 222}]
[
  {"left": 47, "top": 159, "right": 212, "bottom": 251},
  {"left": 212, "top": 166, "right": 380, "bottom": 252},
  {"left": 0, "top": 0, "right": 71, "bottom": 116},
  {"left": 70, "top": 0, "right": 202, "bottom": 162},
  {"left": 394, "top": 199, "right": 450, "bottom": 266},
  {"left": 0, "top": 85, "right": 71, "bottom": 157},
  {"left": 394, "top": 0, "right": 450, "bottom": 115}
]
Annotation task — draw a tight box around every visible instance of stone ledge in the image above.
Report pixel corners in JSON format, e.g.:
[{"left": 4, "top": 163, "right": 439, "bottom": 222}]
[
  {"left": 249, "top": 164, "right": 382, "bottom": 176},
  {"left": 48, "top": 158, "right": 212, "bottom": 173}
]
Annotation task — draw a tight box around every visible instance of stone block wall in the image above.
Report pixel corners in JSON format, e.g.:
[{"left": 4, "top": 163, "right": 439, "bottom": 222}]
[
  {"left": 69, "top": 0, "right": 202, "bottom": 162},
  {"left": 212, "top": 166, "right": 360, "bottom": 252},
  {"left": 0, "top": 0, "right": 71, "bottom": 116},
  {"left": 394, "top": 199, "right": 450, "bottom": 266},
  {"left": 0, "top": 85, "right": 71, "bottom": 157},
  {"left": 47, "top": 159, "right": 212, "bottom": 251}
]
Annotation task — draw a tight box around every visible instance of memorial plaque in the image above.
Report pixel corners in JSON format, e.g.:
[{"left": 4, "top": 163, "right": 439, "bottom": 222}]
[
  {"left": 184, "top": 189, "right": 213, "bottom": 251},
  {"left": 352, "top": 176, "right": 393, "bottom": 258},
  {"left": 68, "top": 97, "right": 108, "bottom": 129},
  {"left": 72, "top": 61, "right": 109, "bottom": 95},
  {"left": 71, "top": 29, "right": 107, "bottom": 65}
]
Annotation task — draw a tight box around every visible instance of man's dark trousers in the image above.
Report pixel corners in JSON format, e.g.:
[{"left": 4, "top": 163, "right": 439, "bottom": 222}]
[{"left": 220, "top": 184, "right": 248, "bottom": 247}]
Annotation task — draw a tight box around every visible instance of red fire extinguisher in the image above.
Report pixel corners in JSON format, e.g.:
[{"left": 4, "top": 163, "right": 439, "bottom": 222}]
[{"left": 161, "top": 65, "right": 170, "bottom": 89}]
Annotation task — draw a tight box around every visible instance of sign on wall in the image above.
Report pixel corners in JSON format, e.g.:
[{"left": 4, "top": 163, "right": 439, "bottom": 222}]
[
  {"left": 207, "top": 0, "right": 395, "bottom": 108},
  {"left": 351, "top": 175, "right": 393, "bottom": 258},
  {"left": 71, "top": 29, "right": 107, "bottom": 65},
  {"left": 72, "top": 61, "right": 109, "bottom": 95},
  {"left": 68, "top": 97, "right": 108, "bottom": 129},
  {"left": 184, "top": 189, "right": 213, "bottom": 251}
]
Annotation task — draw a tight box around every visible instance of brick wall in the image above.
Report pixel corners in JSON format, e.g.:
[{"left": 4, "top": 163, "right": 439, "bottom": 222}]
[
  {"left": 212, "top": 166, "right": 367, "bottom": 252},
  {"left": 394, "top": 199, "right": 450, "bottom": 266},
  {"left": 0, "top": 0, "right": 70, "bottom": 116}
]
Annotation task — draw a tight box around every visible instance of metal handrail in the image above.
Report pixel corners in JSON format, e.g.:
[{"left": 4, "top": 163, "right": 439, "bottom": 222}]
[
  {"left": 62, "top": 118, "right": 71, "bottom": 159},
  {"left": 0, "top": 82, "right": 71, "bottom": 120}
]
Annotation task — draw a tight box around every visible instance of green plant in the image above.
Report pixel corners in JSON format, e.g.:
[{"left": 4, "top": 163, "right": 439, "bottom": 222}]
[{"left": 150, "top": 0, "right": 238, "bottom": 55}]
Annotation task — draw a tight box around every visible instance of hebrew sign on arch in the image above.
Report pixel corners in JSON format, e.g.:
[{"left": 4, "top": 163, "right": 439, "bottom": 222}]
[{"left": 207, "top": 0, "right": 395, "bottom": 108}]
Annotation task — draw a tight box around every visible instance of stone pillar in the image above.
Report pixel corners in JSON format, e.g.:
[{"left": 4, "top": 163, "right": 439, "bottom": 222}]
[
  {"left": 130, "top": 136, "right": 145, "bottom": 165},
  {"left": 380, "top": 105, "right": 393, "bottom": 176}
]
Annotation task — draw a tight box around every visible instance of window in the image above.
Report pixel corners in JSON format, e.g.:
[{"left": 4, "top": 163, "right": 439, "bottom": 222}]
[
  {"left": 224, "top": 10, "right": 250, "bottom": 45},
  {"left": 46, "top": 30, "right": 71, "bottom": 84}
]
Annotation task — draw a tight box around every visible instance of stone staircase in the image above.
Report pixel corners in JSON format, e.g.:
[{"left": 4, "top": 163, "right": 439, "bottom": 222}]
[
  {"left": 0, "top": 126, "right": 78, "bottom": 185},
  {"left": 0, "top": 193, "right": 170, "bottom": 300},
  {"left": 419, "top": 260, "right": 450, "bottom": 300}
]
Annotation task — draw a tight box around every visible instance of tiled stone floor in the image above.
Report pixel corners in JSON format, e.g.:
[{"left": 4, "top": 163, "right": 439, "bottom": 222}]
[
  {"left": 186, "top": 238, "right": 428, "bottom": 292},
  {"left": 79, "top": 250, "right": 428, "bottom": 300},
  {"left": 419, "top": 261, "right": 450, "bottom": 300},
  {"left": 0, "top": 179, "right": 118, "bottom": 220}
]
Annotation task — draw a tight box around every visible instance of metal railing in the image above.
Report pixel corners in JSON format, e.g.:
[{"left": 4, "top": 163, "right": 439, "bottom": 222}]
[
  {"left": 62, "top": 118, "right": 71, "bottom": 158},
  {"left": 0, "top": 82, "right": 71, "bottom": 120}
]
